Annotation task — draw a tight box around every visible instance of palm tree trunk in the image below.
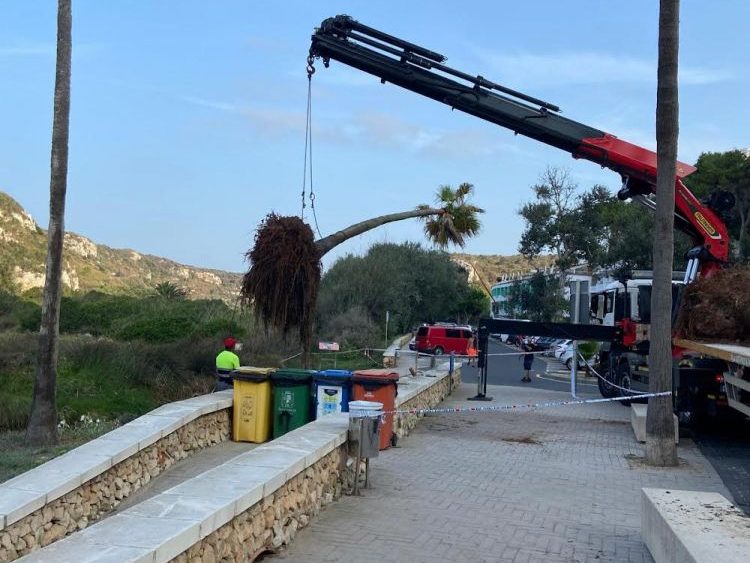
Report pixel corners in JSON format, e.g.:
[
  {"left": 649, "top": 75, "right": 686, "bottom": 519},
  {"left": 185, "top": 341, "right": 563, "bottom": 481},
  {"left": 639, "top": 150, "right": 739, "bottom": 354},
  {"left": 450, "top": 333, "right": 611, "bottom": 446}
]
[
  {"left": 26, "top": 0, "right": 72, "bottom": 446},
  {"left": 646, "top": 0, "right": 679, "bottom": 467},
  {"left": 315, "top": 208, "right": 442, "bottom": 256}
]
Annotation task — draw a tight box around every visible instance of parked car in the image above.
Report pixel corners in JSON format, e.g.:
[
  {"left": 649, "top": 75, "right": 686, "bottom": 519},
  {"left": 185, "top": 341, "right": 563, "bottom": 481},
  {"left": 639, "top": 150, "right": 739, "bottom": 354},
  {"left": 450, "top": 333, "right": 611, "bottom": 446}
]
[
  {"left": 553, "top": 340, "right": 573, "bottom": 359},
  {"left": 532, "top": 336, "right": 557, "bottom": 351},
  {"left": 543, "top": 339, "right": 567, "bottom": 357},
  {"left": 408, "top": 336, "right": 416, "bottom": 350},
  {"left": 415, "top": 325, "right": 473, "bottom": 355},
  {"left": 559, "top": 346, "right": 586, "bottom": 370}
]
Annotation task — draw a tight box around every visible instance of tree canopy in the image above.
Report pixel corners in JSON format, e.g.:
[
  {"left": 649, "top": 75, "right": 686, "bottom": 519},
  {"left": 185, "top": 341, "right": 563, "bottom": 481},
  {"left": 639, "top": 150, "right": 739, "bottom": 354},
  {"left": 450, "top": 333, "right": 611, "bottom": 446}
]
[
  {"left": 685, "top": 149, "right": 750, "bottom": 261},
  {"left": 316, "top": 243, "right": 484, "bottom": 346}
]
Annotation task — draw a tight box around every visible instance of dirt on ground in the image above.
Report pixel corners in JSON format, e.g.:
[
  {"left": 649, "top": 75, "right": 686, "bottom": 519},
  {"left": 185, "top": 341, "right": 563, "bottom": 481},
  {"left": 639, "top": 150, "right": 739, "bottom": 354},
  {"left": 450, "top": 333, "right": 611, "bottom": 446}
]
[{"left": 675, "top": 266, "right": 750, "bottom": 344}]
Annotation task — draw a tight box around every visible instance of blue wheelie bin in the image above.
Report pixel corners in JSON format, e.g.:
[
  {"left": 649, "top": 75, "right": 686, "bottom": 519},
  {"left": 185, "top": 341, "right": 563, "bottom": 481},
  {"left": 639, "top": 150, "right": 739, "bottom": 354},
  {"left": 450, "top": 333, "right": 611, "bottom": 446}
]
[{"left": 313, "top": 369, "right": 352, "bottom": 419}]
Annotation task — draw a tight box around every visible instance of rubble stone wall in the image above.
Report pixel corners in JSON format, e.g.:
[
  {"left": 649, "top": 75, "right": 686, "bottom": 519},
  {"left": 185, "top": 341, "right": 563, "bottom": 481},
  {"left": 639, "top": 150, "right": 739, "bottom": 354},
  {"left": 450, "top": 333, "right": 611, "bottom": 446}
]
[
  {"left": 394, "top": 368, "right": 462, "bottom": 439},
  {"left": 0, "top": 409, "right": 230, "bottom": 562},
  {"left": 169, "top": 446, "right": 350, "bottom": 563}
]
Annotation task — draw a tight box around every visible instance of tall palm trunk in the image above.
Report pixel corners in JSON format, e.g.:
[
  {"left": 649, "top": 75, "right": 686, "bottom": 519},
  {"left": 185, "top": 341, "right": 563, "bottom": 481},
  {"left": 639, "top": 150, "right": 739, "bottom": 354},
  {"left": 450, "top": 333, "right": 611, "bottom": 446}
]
[
  {"left": 26, "top": 0, "right": 72, "bottom": 446},
  {"left": 646, "top": 0, "right": 679, "bottom": 466},
  {"left": 315, "top": 208, "right": 442, "bottom": 256}
]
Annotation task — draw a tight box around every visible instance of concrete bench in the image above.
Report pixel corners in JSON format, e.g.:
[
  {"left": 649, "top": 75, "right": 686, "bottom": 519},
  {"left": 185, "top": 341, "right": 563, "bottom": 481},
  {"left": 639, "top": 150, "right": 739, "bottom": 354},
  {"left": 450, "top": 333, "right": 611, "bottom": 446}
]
[
  {"left": 631, "top": 404, "right": 678, "bottom": 444},
  {"left": 642, "top": 488, "right": 750, "bottom": 563}
]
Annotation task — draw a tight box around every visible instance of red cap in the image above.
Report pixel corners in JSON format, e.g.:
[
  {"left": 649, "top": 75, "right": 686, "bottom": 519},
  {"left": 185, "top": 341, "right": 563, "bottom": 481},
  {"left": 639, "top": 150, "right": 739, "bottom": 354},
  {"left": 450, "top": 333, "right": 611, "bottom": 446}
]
[{"left": 223, "top": 337, "right": 237, "bottom": 348}]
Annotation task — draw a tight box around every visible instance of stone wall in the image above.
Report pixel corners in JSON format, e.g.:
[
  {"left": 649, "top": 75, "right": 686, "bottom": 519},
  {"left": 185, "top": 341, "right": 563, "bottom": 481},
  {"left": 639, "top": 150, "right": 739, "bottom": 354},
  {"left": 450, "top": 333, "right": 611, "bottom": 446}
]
[
  {"left": 393, "top": 369, "right": 461, "bottom": 439},
  {"left": 169, "top": 446, "right": 351, "bottom": 563},
  {"left": 0, "top": 409, "right": 230, "bottom": 562}
]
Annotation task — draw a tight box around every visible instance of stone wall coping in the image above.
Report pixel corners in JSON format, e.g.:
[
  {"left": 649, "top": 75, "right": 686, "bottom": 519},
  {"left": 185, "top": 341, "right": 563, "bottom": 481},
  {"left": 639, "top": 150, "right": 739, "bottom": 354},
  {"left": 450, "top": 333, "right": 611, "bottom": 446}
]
[
  {"left": 0, "top": 390, "right": 234, "bottom": 531},
  {"left": 382, "top": 334, "right": 411, "bottom": 359},
  {"left": 396, "top": 361, "right": 455, "bottom": 406},
  {"left": 641, "top": 488, "right": 750, "bottom": 563},
  {"left": 15, "top": 413, "right": 350, "bottom": 563}
]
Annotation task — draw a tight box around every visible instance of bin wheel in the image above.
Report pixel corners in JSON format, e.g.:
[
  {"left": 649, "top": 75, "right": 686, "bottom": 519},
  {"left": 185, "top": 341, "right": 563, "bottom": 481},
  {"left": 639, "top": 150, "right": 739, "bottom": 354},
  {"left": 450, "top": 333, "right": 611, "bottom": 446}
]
[
  {"left": 390, "top": 433, "right": 398, "bottom": 447},
  {"left": 434, "top": 346, "right": 444, "bottom": 356}
]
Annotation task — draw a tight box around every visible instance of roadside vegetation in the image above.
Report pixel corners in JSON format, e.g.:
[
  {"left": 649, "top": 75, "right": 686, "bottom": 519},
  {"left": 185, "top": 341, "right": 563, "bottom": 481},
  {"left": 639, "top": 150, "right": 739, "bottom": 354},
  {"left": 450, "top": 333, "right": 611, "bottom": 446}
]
[{"left": 1, "top": 241, "right": 483, "bottom": 479}]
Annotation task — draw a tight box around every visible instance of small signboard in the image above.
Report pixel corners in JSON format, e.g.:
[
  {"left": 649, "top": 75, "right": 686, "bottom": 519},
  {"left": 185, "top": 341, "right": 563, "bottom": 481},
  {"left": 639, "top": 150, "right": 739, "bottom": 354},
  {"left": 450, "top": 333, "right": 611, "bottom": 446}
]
[{"left": 318, "top": 341, "right": 340, "bottom": 351}]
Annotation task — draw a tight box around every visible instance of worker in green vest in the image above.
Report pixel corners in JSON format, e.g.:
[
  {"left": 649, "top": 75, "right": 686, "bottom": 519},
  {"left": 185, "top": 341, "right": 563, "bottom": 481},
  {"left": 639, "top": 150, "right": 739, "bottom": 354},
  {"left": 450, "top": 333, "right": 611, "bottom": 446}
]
[{"left": 215, "top": 336, "right": 241, "bottom": 390}]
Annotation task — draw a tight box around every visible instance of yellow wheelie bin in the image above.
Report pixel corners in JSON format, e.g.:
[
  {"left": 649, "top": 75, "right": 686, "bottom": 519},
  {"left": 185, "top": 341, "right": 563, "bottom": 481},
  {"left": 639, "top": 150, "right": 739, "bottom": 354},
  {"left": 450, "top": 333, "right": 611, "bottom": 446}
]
[{"left": 232, "top": 367, "right": 275, "bottom": 443}]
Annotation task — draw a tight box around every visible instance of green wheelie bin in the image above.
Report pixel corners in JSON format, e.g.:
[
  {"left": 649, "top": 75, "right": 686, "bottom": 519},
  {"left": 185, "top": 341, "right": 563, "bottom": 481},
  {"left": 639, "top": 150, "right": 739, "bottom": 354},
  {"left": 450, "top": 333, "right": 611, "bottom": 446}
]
[{"left": 271, "top": 369, "right": 316, "bottom": 438}]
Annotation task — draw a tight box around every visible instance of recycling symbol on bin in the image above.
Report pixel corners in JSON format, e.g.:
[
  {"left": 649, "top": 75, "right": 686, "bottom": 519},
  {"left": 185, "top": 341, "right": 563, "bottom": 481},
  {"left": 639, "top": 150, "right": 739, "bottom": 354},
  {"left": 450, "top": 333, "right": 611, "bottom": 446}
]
[{"left": 281, "top": 390, "right": 294, "bottom": 409}]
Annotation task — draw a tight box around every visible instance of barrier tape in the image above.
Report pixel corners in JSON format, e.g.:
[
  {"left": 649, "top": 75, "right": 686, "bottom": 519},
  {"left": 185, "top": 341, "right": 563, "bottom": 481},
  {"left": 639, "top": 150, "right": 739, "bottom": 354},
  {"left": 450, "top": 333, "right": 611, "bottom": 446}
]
[
  {"left": 350, "top": 390, "right": 672, "bottom": 419},
  {"left": 577, "top": 352, "right": 640, "bottom": 394}
]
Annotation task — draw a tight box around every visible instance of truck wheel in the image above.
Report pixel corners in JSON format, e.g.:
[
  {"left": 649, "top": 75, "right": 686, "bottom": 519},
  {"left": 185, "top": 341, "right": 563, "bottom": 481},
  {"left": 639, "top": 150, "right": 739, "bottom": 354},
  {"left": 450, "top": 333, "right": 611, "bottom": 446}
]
[
  {"left": 597, "top": 369, "right": 618, "bottom": 398},
  {"left": 616, "top": 363, "right": 632, "bottom": 406},
  {"left": 434, "top": 346, "right": 444, "bottom": 356}
]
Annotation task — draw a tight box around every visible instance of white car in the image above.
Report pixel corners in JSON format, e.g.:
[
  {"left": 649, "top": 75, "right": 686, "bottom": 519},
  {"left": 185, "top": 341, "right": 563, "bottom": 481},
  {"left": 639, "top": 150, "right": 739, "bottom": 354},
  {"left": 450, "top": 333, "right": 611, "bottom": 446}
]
[
  {"left": 553, "top": 340, "right": 573, "bottom": 359},
  {"left": 559, "top": 346, "right": 586, "bottom": 370}
]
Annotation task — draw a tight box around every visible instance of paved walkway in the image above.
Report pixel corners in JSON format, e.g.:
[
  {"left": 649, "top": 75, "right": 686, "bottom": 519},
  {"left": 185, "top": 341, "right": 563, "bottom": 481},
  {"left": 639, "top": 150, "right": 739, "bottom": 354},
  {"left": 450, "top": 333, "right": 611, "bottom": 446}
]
[{"left": 276, "top": 383, "right": 732, "bottom": 563}]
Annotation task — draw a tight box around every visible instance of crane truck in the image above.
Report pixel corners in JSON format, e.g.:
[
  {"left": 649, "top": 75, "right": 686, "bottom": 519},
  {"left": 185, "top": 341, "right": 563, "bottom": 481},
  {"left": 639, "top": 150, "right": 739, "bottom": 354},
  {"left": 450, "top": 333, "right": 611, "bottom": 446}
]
[{"left": 308, "top": 15, "right": 749, "bottom": 422}]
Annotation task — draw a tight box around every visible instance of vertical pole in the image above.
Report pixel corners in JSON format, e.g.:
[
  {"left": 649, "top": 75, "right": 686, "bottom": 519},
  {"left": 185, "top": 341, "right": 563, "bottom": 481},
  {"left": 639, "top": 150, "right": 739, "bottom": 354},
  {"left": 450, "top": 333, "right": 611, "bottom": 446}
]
[
  {"left": 353, "top": 417, "right": 363, "bottom": 496},
  {"left": 385, "top": 310, "right": 389, "bottom": 347},
  {"left": 571, "top": 281, "right": 580, "bottom": 398},
  {"left": 468, "top": 324, "right": 492, "bottom": 401}
]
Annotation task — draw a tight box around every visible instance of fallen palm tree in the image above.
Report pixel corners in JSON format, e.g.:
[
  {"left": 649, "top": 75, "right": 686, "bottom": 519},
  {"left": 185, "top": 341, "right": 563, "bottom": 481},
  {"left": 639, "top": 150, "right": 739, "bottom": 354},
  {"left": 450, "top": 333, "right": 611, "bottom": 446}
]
[
  {"left": 675, "top": 265, "right": 750, "bottom": 344},
  {"left": 241, "top": 183, "right": 483, "bottom": 355}
]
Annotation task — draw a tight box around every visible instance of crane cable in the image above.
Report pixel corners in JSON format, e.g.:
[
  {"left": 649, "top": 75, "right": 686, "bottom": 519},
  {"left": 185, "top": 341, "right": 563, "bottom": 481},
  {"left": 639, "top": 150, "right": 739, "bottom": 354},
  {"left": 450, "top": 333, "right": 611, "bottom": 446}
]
[{"left": 302, "top": 56, "right": 322, "bottom": 238}]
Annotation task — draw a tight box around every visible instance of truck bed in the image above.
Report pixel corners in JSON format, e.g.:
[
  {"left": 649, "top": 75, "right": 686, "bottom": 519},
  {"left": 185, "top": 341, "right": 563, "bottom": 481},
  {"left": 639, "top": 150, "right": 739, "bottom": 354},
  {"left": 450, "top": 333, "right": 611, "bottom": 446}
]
[{"left": 675, "top": 339, "right": 750, "bottom": 417}]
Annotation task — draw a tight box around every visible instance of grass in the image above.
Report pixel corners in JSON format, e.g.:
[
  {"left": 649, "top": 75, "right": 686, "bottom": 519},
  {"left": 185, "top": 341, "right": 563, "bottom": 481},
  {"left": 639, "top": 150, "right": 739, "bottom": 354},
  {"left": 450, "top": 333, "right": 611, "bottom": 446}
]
[{"left": 0, "top": 420, "right": 119, "bottom": 483}]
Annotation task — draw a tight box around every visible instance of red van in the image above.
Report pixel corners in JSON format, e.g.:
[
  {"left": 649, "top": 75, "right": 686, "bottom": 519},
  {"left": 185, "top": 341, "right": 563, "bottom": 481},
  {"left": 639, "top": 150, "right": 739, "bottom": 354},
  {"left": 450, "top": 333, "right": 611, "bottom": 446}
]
[{"left": 415, "top": 325, "right": 473, "bottom": 355}]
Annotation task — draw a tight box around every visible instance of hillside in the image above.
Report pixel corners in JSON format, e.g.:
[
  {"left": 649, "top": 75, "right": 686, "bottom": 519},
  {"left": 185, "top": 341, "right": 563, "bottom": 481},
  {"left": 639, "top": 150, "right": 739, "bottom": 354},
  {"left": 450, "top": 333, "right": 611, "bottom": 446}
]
[
  {"left": 1, "top": 192, "right": 554, "bottom": 302},
  {"left": 0, "top": 192, "right": 242, "bottom": 302},
  {"left": 451, "top": 253, "right": 556, "bottom": 289}
]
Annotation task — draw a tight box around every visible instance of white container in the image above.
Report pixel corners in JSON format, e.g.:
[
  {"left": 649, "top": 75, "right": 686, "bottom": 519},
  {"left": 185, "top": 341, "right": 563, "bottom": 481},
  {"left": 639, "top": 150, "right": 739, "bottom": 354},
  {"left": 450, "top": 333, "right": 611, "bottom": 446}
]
[{"left": 348, "top": 400, "right": 384, "bottom": 418}]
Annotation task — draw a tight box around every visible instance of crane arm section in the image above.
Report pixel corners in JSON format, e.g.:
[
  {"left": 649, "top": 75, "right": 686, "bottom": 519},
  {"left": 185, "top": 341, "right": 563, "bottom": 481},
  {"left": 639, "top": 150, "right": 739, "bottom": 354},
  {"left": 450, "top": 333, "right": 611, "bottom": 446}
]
[{"left": 309, "top": 15, "right": 730, "bottom": 269}]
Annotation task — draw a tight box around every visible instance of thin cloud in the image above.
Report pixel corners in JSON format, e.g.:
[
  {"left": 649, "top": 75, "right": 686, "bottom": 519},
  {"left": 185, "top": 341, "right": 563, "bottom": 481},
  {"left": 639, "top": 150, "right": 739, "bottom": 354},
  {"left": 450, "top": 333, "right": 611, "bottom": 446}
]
[
  {"left": 0, "top": 43, "right": 55, "bottom": 56},
  {"left": 178, "top": 94, "right": 536, "bottom": 159},
  {"left": 473, "top": 50, "right": 733, "bottom": 87},
  {"left": 0, "top": 42, "right": 106, "bottom": 58},
  {"left": 180, "top": 94, "right": 307, "bottom": 135}
]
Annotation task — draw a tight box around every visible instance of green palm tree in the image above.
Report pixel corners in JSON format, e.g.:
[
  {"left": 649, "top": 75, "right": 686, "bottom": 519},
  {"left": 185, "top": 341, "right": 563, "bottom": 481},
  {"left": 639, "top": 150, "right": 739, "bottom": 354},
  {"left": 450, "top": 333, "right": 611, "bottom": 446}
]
[
  {"left": 242, "top": 183, "right": 484, "bottom": 363},
  {"left": 315, "top": 183, "right": 484, "bottom": 254},
  {"left": 418, "top": 183, "right": 483, "bottom": 248}
]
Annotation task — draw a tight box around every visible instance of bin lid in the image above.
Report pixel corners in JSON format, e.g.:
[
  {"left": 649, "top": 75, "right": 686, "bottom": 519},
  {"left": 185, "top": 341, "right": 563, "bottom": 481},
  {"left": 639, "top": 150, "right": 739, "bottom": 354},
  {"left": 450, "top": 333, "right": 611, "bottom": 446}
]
[
  {"left": 351, "top": 368, "right": 399, "bottom": 384},
  {"left": 314, "top": 369, "right": 352, "bottom": 384},
  {"left": 348, "top": 400, "right": 384, "bottom": 416},
  {"left": 272, "top": 368, "right": 316, "bottom": 383},
  {"left": 232, "top": 366, "right": 275, "bottom": 381}
]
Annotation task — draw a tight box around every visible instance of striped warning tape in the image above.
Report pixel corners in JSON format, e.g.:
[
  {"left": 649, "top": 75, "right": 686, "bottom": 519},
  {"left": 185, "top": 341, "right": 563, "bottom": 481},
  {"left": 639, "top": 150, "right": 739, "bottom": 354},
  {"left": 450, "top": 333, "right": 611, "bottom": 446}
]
[{"left": 351, "top": 390, "right": 672, "bottom": 419}]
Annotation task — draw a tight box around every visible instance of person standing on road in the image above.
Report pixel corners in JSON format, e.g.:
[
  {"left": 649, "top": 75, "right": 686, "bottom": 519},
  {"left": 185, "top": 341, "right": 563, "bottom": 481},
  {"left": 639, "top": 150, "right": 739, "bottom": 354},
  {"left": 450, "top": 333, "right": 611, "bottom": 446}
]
[
  {"left": 215, "top": 336, "right": 241, "bottom": 391},
  {"left": 521, "top": 339, "right": 534, "bottom": 383},
  {"left": 467, "top": 332, "right": 478, "bottom": 366}
]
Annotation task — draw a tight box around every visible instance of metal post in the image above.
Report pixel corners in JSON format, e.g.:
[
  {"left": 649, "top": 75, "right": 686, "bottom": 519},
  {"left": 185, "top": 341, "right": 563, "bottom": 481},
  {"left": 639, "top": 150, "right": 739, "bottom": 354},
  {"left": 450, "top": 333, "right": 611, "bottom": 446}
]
[
  {"left": 353, "top": 418, "right": 363, "bottom": 496},
  {"left": 468, "top": 325, "right": 492, "bottom": 401},
  {"left": 448, "top": 352, "right": 454, "bottom": 395},
  {"left": 385, "top": 310, "right": 389, "bottom": 346},
  {"left": 571, "top": 280, "right": 580, "bottom": 399}
]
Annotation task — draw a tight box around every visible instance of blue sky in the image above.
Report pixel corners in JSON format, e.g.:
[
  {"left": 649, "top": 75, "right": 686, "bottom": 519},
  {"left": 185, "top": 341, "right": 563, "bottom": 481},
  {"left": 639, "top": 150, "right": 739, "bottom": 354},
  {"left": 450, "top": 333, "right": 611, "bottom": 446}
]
[{"left": 1, "top": 1, "right": 747, "bottom": 273}]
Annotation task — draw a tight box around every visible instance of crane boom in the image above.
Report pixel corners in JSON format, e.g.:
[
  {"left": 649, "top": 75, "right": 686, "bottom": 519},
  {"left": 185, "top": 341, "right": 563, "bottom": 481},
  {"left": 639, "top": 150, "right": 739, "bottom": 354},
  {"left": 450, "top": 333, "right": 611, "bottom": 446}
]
[{"left": 309, "top": 15, "right": 731, "bottom": 276}]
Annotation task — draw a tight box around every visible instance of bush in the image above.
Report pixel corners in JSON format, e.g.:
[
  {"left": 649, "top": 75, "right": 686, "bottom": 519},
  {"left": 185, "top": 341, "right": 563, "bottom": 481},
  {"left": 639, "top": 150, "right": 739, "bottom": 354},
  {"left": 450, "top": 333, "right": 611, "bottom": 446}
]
[
  {"left": 0, "top": 292, "right": 41, "bottom": 332},
  {"left": 319, "top": 306, "right": 381, "bottom": 349}
]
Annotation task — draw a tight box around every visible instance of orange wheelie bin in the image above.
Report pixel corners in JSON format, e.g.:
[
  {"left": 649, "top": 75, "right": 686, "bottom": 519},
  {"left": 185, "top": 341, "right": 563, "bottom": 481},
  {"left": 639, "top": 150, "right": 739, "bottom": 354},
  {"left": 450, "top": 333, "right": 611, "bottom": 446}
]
[{"left": 351, "top": 369, "right": 399, "bottom": 450}]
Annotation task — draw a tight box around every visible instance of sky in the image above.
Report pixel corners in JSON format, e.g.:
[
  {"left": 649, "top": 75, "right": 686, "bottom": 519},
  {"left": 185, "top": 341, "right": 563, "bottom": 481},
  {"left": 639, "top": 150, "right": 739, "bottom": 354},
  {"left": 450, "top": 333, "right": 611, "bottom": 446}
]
[{"left": 1, "top": 1, "right": 748, "bottom": 274}]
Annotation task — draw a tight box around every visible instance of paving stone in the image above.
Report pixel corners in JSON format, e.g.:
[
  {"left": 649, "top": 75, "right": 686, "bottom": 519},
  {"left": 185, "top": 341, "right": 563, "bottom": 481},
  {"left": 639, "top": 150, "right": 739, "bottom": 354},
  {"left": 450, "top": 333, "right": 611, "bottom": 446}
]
[{"left": 275, "top": 383, "right": 731, "bottom": 563}]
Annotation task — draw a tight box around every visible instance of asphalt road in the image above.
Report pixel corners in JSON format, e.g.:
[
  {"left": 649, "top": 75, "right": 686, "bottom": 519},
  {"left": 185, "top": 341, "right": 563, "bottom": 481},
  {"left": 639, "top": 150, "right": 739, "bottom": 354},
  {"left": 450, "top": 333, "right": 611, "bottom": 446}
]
[{"left": 461, "top": 338, "right": 599, "bottom": 397}]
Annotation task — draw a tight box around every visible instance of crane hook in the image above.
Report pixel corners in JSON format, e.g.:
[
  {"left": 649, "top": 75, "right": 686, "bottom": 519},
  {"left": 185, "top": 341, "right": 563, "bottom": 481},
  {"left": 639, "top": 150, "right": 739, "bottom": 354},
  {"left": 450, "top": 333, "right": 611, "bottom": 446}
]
[{"left": 306, "top": 55, "right": 316, "bottom": 79}]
